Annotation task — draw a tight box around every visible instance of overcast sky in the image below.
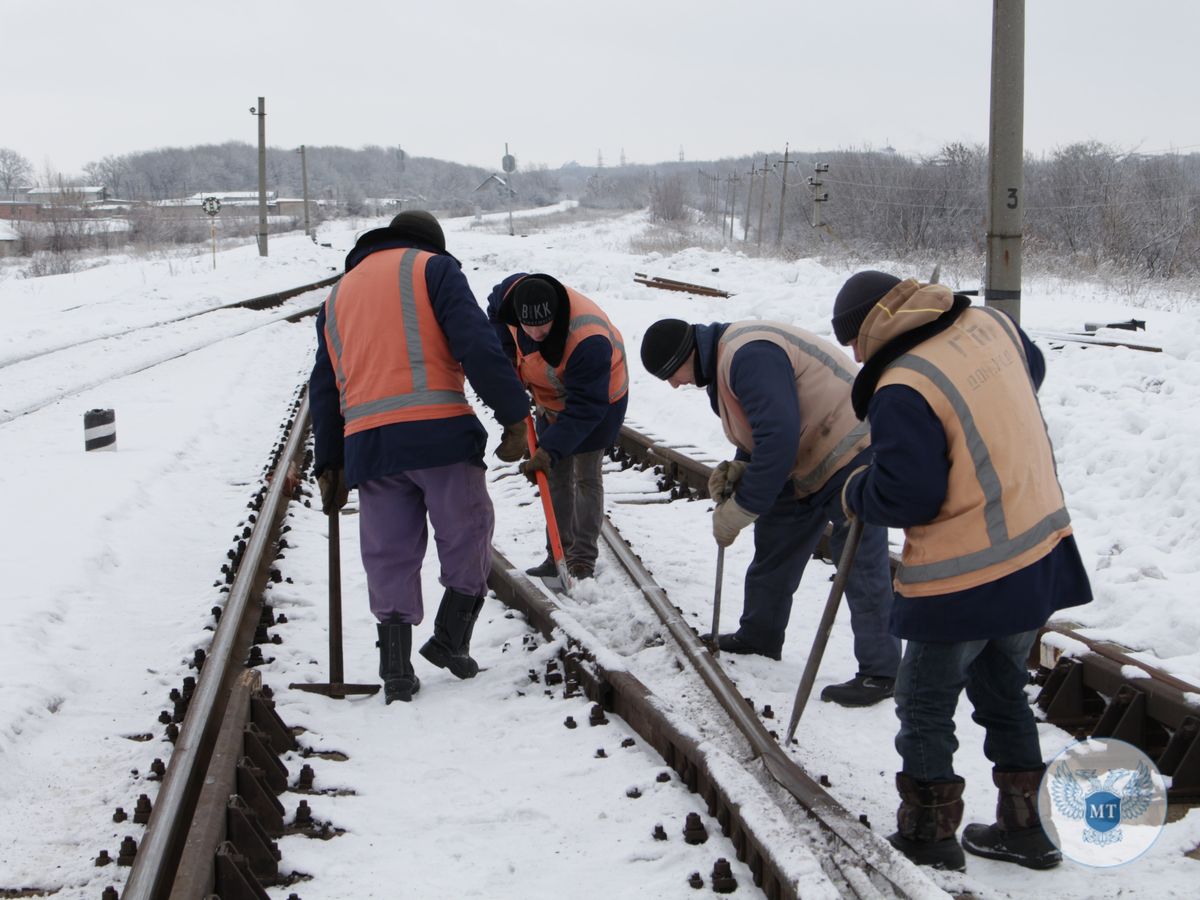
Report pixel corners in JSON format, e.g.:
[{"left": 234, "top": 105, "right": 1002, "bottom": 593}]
[{"left": 6, "top": 1, "right": 1197, "bottom": 178}]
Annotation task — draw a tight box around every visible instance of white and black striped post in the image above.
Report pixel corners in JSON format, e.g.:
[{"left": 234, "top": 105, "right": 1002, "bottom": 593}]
[{"left": 84, "top": 408, "right": 116, "bottom": 451}]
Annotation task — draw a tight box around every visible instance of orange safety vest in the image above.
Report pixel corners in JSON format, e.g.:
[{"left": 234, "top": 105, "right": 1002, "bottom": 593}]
[
  {"left": 876, "top": 305, "right": 1072, "bottom": 596},
  {"left": 715, "top": 321, "right": 870, "bottom": 498},
  {"left": 508, "top": 286, "right": 628, "bottom": 415},
  {"left": 324, "top": 248, "right": 472, "bottom": 437}
]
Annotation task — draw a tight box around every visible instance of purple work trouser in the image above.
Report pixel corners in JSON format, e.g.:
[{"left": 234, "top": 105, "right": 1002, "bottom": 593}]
[{"left": 357, "top": 461, "right": 495, "bottom": 624}]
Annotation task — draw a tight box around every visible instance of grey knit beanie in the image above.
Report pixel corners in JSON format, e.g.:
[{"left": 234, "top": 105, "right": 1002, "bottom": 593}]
[{"left": 831, "top": 270, "right": 901, "bottom": 344}]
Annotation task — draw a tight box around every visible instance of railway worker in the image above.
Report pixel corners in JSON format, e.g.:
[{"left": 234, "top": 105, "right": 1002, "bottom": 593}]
[
  {"left": 309, "top": 210, "right": 530, "bottom": 705},
  {"left": 831, "top": 270, "right": 1093, "bottom": 871},
  {"left": 487, "top": 273, "right": 629, "bottom": 581},
  {"left": 638, "top": 317, "right": 901, "bottom": 707}
]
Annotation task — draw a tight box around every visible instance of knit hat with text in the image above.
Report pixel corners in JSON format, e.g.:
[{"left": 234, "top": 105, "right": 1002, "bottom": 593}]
[{"left": 514, "top": 277, "right": 560, "bottom": 327}]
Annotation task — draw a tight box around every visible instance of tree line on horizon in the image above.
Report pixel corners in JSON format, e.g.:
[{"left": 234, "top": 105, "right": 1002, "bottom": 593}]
[{"left": 1, "top": 140, "right": 1196, "bottom": 281}]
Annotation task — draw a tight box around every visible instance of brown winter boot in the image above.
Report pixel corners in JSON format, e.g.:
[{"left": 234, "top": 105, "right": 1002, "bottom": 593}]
[
  {"left": 887, "top": 773, "right": 967, "bottom": 871},
  {"left": 962, "top": 768, "right": 1061, "bottom": 869}
]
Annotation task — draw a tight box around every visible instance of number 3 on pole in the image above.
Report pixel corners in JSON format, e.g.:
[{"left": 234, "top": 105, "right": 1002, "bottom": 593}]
[{"left": 1006, "top": 187, "right": 1019, "bottom": 209}]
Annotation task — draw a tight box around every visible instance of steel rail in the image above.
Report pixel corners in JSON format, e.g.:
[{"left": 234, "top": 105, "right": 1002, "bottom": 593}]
[
  {"left": 597, "top": 520, "right": 943, "bottom": 900},
  {"left": 121, "top": 395, "right": 310, "bottom": 900},
  {"left": 614, "top": 424, "right": 1200, "bottom": 797}
]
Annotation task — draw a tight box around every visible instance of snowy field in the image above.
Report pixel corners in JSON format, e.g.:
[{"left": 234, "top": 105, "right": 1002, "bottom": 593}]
[{"left": 1, "top": 207, "right": 1198, "bottom": 898}]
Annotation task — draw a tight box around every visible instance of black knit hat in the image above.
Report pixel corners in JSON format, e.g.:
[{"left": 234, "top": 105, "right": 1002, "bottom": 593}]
[
  {"left": 641, "top": 318, "right": 696, "bottom": 379},
  {"left": 389, "top": 210, "right": 445, "bottom": 252},
  {"left": 831, "top": 270, "right": 901, "bottom": 344},
  {"left": 513, "top": 278, "right": 559, "bottom": 326}
]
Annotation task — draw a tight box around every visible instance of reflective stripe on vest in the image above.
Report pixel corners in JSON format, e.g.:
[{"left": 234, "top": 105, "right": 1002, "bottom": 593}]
[
  {"left": 716, "top": 322, "right": 869, "bottom": 497},
  {"left": 325, "top": 248, "right": 470, "bottom": 434},
  {"left": 880, "top": 308, "right": 1071, "bottom": 592}
]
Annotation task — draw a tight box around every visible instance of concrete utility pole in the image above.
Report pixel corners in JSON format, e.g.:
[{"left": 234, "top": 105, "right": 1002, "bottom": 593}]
[
  {"left": 297, "top": 144, "right": 311, "bottom": 238},
  {"left": 726, "top": 173, "right": 740, "bottom": 241},
  {"left": 985, "top": 0, "right": 1025, "bottom": 323},
  {"left": 743, "top": 162, "right": 756, "bottom": 241},
  {"left": 251, "top": 97, "right": 268, "bottom": 256},
  {"left": 757, "top": 155, "right": 769, "bottom": 250},
  {"left": 775, "top": 143, "right": 796, "bottom": 248}
]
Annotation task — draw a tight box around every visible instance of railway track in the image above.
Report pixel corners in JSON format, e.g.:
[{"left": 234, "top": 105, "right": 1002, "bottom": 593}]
[
  {"left": 0, "top": 277, "right": 333, "bottom": 425},
  {"left": 94, "top": 410, "right": 1200, "bottom": 900},
  {"left": 612, "top": 425, "right": 1200, "bottom": 805},
  {"left": 77, "top": 279, "right": 1194, "bottom": 899}
]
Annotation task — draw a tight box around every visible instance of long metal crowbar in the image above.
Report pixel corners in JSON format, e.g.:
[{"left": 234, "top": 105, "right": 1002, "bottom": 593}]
[{"left": 784, "top": 517, "right": 864, "bottom": 743}]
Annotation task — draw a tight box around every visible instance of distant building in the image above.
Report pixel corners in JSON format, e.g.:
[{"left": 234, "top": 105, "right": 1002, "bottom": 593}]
[
  {"left": 0, "top": 220, "right": 19, "bottom": 256},
  {"left": 154, "top": 191, "right": 279, "bottom": 218}
]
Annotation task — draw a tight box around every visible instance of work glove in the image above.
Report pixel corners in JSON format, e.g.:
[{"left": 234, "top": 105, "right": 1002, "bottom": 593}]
[
  {"left": 520, "top": 447, "right": 553, "bottom": 484},
  {"left": 840, "top": 464, "right": 870, "bottom": 523},
  {"left": 317, "top": 467, "right": 349, "bottom": 515},
  {"left": 712, "top": 496, "right": 758, "bottom": 548},
  {"left": 494, "top": 420, "right": 529, "bottom": 463},
  {"left": 707, "top": 460, "right": 747, "bottom": 501}
]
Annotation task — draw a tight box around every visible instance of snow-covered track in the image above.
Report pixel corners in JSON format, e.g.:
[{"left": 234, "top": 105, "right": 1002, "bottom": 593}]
[
  {"left": 486, "top": 535, "right": 942, "bottom": 899},
  {"left": 0, "top": 275, "right": 336, "bottom": 373},
  {"left": 118, "top": 395, "right": 309, "bottom": 900},
  {"left": 0, "top": 281, "right": 331, "bottom": 426},
  {"left": 614, "top": 425, "right": 1200, "bottom": 808}
]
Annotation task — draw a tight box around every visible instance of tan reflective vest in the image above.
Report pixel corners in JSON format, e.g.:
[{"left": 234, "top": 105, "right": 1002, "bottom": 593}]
[
  {"left": 324, "top": 248, "right": 471, "bottom": 437},
  {"left": 509, "top": 287, "right": 628, "bottom": 415},
  {"left": 716, "top": 322, "right": 870, "bottom": 498},
  {"left": 876, "top": 306, "right": 1072, "bottom": 595}
]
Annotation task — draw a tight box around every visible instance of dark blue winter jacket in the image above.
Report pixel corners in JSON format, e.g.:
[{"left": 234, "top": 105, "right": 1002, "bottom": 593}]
[
  {"left": 310, "top": 230, "right": 529, "bottom": 487},
  {"left": 843, "top": 323, "right": 1093, "bottom": 642},
  {"left": 693, "top": 322, "right": 811, "bottom": 516},
  {"left": 486, "top": 274, "right": 627, "bottom": 461}
]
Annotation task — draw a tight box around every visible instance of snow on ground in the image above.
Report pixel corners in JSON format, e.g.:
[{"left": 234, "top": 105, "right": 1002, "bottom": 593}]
[{"left": 1, "top": 207, "right": 1199, "bottom": 898}]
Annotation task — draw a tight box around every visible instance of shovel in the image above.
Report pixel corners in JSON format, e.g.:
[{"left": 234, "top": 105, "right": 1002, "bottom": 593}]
[
  {"left": 784, "top": 517, "right": 864, "bottom": 744},
  {"left": 290, "top": 507, "right": 380, "bottom": 699},
  {"left": 526, "top": 416, "right": 574, "bottom": 593}
]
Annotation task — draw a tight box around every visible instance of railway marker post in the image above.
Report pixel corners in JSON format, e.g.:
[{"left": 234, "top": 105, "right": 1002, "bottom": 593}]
[
  {"left": 84, "top": 407, "right": 116, "bottom": 451},
  {"left": 202, "top": 196, "right": 221, "bottom": 269}
]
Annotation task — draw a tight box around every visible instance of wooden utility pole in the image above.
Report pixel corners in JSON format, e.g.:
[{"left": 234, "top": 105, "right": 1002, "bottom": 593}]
[
  {"left": 756, "top": 155, "right": 769, "bottom": 250},
  {"left": 985, "top": 0, "right": 1025, "bottom": 323},
  {"left": 775, "top": 142, "right": 796, "bottom": 248},
  {"left": 743, "top": 162, "right": 756, "bottom": 241},
  {"left": 298, "top": 144, "right": 311, "bottom": 238},
  {"left": 807, "top": 163, "right": 829, "bottom": 227},
  {"left": 251, "top": 97, "right": 268, "bottom": 256}
]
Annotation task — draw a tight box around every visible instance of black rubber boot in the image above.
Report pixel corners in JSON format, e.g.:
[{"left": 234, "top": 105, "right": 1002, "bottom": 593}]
[
  {"left": 525, "top": 556, "right": 557, "bottom": 578},
  {"left": 962, "top": 768, "right": 1061, "bottom": 869},
  {"left": 419, "top": 588, "right": 484, "bottom": 679},
  {"left": 699, "top": 632, "right": 782, "bottom": 661},
  {"left": 376, "top": 616, "right": 420, "bottom": 704},
  {"left": 820, "top": 674, "right": 895, "bottom": 707},
  {"left": 887, "top": 773, "right": 967, "bottom": 871}
]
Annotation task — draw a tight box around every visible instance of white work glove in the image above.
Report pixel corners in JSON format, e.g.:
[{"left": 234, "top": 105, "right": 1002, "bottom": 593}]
[
  {"left": 840, "top": 464, "right": 870, "bottom": 522},
  {"left": 712, "top": 496, "right": 758, "bottom": 548},
  {"left": 707, "top": 460, "right": 747, "bottom": 501}
]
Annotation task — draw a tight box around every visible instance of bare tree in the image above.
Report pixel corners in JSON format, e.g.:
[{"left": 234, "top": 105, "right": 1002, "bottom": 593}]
[
  {"left": 83, "top": 155, "right": 130, "bottom": 198},
  {"left": 0, "top": 148, "right": 34, "bottom": 201}
]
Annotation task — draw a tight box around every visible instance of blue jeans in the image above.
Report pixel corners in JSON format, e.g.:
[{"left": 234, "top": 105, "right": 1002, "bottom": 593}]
[
  {"left": 895, "top": 629, "right": 1043, "bottom": 782},
  {"left": 737, "top": 457, "right": 899, "bottom": 675}
]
